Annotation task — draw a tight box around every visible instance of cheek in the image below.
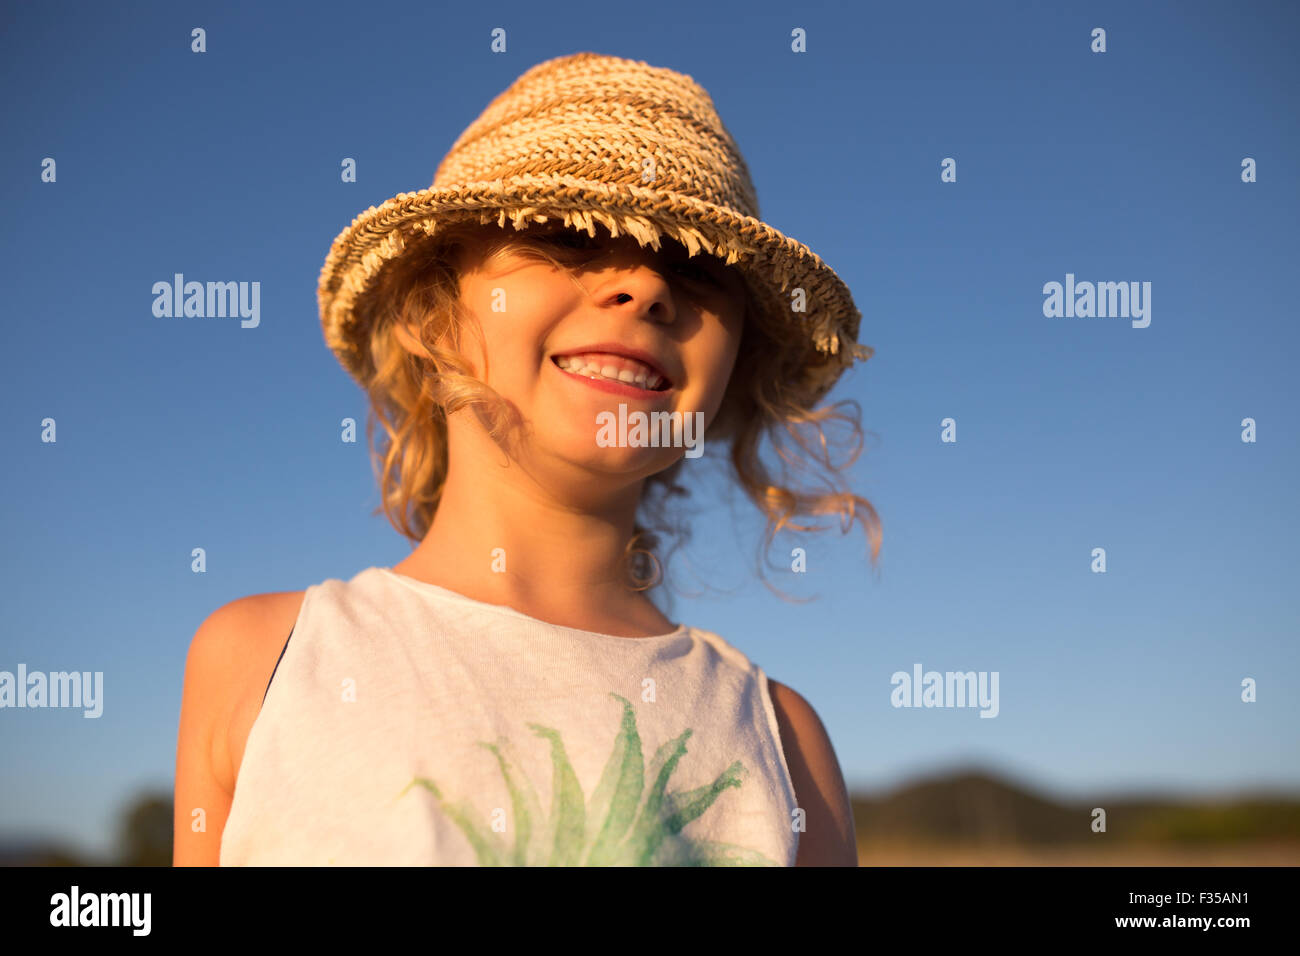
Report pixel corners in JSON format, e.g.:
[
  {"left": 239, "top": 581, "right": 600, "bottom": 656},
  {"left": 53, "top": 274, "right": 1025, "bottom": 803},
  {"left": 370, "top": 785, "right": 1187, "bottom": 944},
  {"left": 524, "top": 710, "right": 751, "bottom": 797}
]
[
  {"left": 691, "top": 329, "right": 742, "bottom": 419},
  {"left": 712, "top": 303, "right": 746, "bottom": 376},
  {"left": 460, "top": 280, "right": 550, "bottom": 387}
]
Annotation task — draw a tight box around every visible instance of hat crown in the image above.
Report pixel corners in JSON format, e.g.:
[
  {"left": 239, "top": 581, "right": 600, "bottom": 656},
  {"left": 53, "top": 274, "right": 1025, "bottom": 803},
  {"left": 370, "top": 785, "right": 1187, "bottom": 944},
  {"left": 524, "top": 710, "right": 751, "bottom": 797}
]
[{"left": 431, "top": 52, "right": 762, "bottom": 220}]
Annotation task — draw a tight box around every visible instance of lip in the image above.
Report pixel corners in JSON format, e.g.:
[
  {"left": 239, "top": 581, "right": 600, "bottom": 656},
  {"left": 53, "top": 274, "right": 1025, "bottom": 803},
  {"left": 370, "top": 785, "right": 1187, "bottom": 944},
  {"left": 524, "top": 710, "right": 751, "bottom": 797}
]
[
  {"left": 548, "top": 342, "right": 676, "bottom": 389},
  {"left": 550, "top": 357, "right": 676, "bottom": 400}
]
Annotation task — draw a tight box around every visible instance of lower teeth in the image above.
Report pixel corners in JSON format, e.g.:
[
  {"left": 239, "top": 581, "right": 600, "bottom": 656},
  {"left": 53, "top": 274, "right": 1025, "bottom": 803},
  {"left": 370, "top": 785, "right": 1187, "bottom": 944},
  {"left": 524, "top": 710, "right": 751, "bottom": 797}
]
[{"left": 589, "top": 373, "right": 650, "bottom": 388}]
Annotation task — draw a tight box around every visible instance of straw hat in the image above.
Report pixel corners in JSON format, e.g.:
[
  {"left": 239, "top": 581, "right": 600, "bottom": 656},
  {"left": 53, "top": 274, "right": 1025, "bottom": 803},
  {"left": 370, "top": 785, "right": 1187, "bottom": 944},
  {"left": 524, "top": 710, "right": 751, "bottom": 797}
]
[{"left": 316, "top": 51, "right": 873, "bottom": 407}]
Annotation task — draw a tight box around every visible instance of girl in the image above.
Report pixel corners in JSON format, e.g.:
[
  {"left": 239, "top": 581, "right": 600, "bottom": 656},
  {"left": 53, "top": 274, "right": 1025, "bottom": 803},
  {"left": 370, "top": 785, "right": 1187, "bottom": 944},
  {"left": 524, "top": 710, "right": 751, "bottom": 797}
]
[{"left": 174, "top": 52, "right": 879, "bottom": 866}]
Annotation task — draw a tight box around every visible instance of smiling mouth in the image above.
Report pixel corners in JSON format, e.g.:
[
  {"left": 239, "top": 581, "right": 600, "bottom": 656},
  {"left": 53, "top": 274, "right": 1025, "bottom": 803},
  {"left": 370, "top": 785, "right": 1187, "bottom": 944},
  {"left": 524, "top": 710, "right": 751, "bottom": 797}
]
[{"left": 551, "top": 353, "right": 671, "bottom": 391}]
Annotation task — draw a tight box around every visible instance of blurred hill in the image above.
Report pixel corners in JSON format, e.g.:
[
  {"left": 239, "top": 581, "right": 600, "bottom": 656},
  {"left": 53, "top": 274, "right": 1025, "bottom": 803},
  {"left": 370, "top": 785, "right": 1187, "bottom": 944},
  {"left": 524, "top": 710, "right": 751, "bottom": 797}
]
[
  {"left": 3, "top": 771, "right": 1299, "bottom": 865},
  {"left": 852, "top": 768, "right": 1300, "bottom": 865}
]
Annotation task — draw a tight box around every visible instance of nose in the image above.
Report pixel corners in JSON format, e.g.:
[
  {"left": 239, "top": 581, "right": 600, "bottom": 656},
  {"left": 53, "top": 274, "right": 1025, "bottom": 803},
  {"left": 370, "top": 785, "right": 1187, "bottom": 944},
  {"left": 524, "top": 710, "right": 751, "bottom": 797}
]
[{"left": 593, "top": 243, "right": 677, "bottom": 325}]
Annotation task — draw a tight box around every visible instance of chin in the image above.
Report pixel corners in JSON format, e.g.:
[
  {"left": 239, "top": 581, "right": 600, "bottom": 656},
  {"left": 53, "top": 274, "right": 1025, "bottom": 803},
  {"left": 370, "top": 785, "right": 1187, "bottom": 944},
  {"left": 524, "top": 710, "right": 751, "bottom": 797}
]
[
  {"left": 548, "top": 442, "right": 682, "bottom": 480},
  {"left": 526, "top": 401, "right": 706, "bottom": 477}
]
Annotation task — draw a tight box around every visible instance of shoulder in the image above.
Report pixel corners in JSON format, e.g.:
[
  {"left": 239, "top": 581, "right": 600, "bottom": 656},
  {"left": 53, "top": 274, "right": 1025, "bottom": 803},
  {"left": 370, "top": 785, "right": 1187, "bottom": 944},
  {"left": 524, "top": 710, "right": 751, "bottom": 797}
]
[
  {"left": 766, "top": 678, "right": 859, "bottom": 866},
  {"left": 186, "top": 591, "right": 306, "bottom": 689},
  {"left": 184, "top": 591, "right": 306, "bottom": 793}
]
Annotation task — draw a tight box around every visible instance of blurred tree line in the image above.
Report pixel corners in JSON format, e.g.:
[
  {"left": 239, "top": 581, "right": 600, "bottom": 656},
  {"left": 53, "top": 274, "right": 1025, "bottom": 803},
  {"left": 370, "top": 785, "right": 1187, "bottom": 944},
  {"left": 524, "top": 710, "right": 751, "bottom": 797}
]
[{"left": 2, "top": 792, "right": 171, "bottom": 866}]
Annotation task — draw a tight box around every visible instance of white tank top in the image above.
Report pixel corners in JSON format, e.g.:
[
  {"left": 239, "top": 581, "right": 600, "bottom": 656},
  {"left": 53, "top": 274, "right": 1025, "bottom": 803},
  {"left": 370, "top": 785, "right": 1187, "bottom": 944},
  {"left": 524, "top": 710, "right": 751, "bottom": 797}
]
[{"left": 219, "top": 566, "right": 800, "bottom": 866}]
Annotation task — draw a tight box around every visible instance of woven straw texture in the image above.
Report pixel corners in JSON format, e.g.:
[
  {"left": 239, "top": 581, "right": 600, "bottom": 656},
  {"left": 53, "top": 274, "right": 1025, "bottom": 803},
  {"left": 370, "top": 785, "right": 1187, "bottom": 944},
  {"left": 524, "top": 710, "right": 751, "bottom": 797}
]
[{"left": 316, "top": 51, "right": 872, "bottom": 406}]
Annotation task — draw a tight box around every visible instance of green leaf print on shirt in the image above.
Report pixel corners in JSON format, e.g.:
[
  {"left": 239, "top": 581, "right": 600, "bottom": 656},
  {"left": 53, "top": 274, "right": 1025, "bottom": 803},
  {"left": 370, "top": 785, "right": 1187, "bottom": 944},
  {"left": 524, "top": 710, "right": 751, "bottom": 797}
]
[{"left": 396, "top": 691, "right": 780, "bottom": 866}]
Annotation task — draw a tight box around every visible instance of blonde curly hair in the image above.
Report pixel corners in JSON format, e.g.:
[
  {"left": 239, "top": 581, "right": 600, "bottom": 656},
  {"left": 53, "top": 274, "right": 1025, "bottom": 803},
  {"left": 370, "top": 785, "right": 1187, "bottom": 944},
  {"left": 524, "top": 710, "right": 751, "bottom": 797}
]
[{"left": 354, "top": 217, "right": 881, "bottom": 595}]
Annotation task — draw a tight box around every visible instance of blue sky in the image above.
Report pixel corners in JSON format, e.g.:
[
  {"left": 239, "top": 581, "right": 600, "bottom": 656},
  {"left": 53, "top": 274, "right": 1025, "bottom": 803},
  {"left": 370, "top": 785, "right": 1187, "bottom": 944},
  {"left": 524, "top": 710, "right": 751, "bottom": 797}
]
[{"left": 2, "top": 0, "right": 1297, "bottom": 859}]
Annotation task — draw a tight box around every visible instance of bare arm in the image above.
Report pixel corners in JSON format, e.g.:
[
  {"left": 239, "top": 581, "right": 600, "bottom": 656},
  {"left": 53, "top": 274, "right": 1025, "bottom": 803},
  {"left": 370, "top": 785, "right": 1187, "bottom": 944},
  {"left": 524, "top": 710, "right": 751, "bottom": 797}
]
[
  {"left": 768, "top": 678, "right": 858, "bottom": 866},
  {"left": 173, "top": 604, "right": 241, "bottom": 866}
]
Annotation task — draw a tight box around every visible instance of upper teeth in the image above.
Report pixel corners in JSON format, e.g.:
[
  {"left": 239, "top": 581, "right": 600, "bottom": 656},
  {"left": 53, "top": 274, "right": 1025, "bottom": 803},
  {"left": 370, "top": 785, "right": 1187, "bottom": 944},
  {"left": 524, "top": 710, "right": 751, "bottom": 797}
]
[{"left": 554, "top": 353, "right": 665, "bottom": 390}]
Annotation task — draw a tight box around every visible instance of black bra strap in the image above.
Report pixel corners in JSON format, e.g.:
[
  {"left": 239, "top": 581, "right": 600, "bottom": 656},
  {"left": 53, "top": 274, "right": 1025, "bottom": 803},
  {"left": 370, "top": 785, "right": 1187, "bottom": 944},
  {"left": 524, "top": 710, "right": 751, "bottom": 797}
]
[{"left": 262, "top": 627, "right": 294, "bottom": 706}]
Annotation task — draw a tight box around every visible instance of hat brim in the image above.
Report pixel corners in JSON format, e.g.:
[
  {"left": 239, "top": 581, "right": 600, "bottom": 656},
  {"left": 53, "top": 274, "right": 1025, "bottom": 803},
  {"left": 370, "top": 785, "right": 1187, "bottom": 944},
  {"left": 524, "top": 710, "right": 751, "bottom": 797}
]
[{"left": 317, "top": 174, "right": 870, "bottom": 406}]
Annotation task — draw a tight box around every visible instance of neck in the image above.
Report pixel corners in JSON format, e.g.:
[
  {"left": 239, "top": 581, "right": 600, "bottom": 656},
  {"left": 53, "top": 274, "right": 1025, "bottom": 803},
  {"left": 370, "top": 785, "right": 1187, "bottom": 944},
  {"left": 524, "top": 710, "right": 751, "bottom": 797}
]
[{"left": 391, "top": 419, "right": 675, "bottom": 638}]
